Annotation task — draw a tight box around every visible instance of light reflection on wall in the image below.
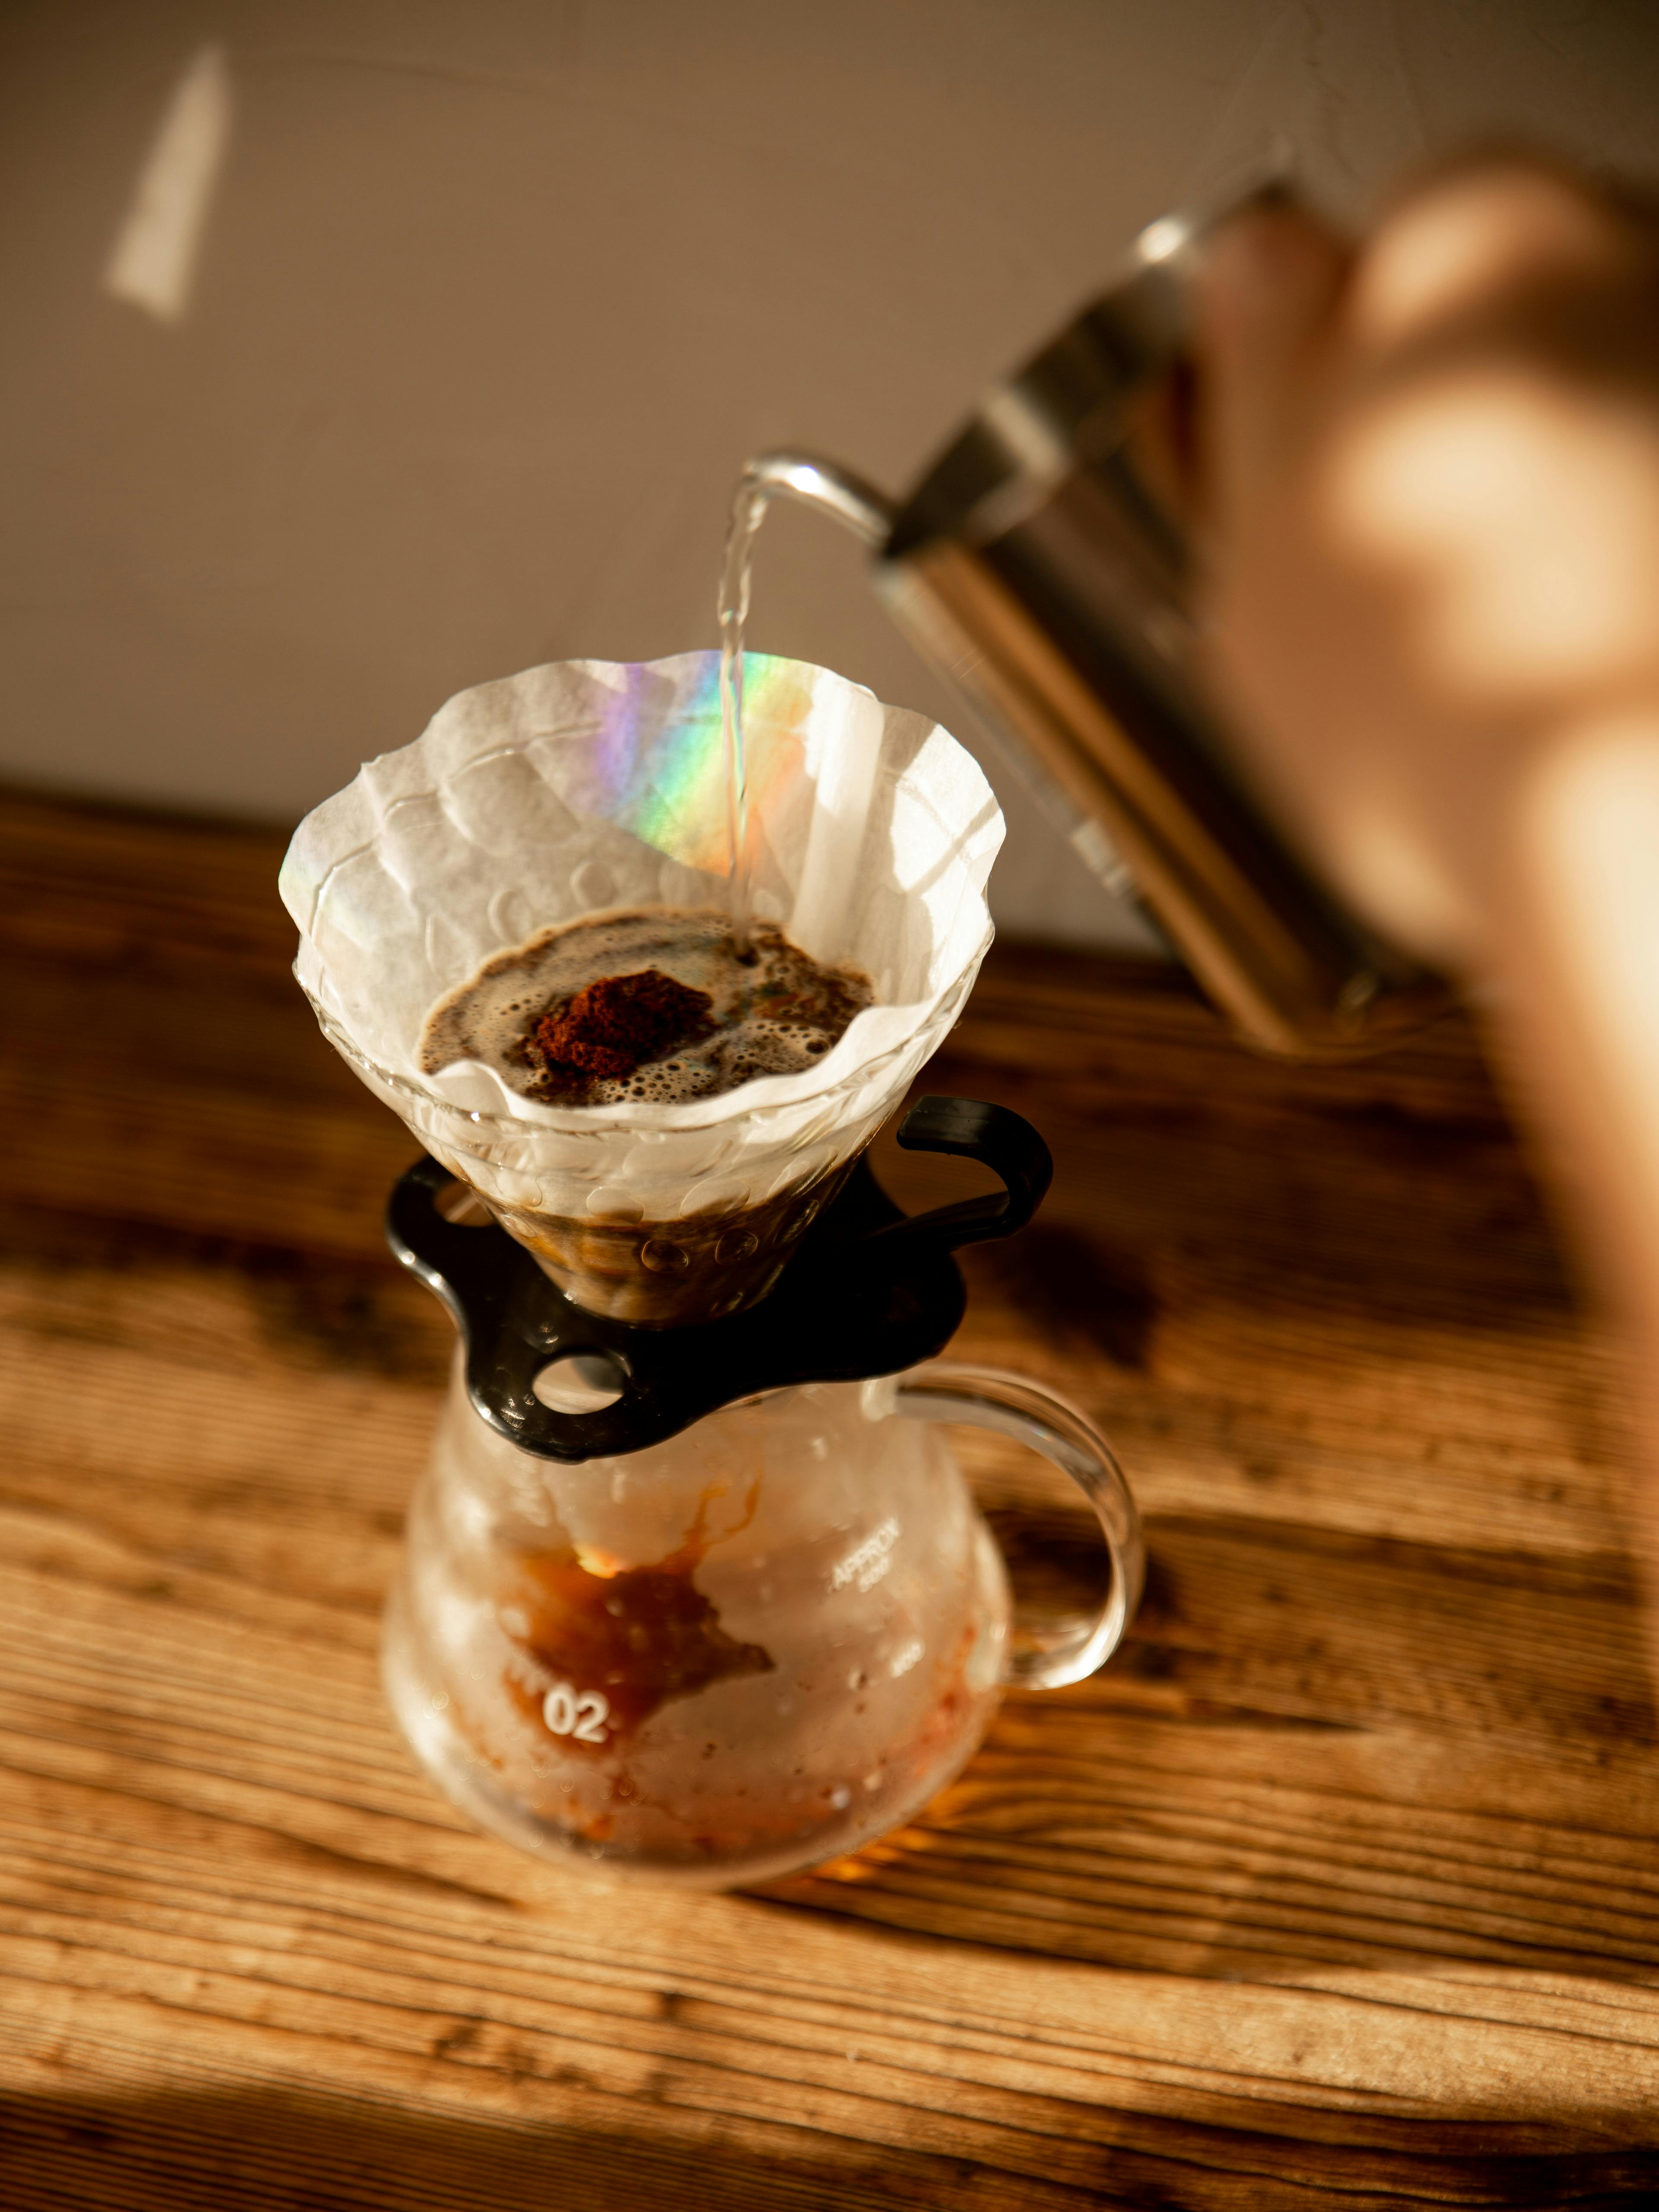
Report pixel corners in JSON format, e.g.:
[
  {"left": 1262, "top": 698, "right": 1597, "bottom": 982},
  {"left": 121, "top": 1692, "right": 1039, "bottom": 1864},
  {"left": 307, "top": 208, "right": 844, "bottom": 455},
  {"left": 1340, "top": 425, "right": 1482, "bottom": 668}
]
[{"left": 105, "top": 44, "right": 234, "bottom": 325}]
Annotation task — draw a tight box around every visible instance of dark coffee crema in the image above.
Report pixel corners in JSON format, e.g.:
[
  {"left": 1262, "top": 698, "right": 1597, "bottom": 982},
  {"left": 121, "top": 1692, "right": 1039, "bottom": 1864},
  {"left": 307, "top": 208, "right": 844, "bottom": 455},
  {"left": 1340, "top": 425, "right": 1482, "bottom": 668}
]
[{"left": 420, "top": 909, "right": 874, "bottom": 1108}]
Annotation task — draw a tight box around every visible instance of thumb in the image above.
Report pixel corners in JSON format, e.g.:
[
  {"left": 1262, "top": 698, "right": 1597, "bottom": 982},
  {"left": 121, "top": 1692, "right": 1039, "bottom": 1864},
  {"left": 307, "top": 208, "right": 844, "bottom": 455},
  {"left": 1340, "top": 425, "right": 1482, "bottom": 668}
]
[{"left": 1195, "top": 198, "right": 1352, "bottom": 537}]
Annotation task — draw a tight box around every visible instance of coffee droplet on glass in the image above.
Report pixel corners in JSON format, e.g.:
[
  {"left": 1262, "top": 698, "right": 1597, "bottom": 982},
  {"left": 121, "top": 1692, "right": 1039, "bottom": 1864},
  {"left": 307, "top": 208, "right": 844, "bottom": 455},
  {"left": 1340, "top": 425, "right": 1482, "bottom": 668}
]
[{"left": 641, "top": 1238, "right": 690, "bottom": 1274}]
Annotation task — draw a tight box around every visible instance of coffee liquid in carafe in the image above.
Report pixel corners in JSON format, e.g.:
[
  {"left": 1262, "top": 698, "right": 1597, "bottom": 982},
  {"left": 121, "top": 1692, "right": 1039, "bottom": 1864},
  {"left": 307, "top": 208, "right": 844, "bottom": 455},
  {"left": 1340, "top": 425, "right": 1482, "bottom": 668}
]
[{"left": 391, "top": 1373, "right": 1011, "bottom": 1878}]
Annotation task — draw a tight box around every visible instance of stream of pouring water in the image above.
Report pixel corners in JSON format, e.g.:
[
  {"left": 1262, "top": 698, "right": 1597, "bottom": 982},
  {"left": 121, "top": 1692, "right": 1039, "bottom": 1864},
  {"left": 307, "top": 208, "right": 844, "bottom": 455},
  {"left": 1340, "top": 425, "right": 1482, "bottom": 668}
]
[
  {"left": 716, "top": 454, "right": 894, "bottom": 963},
  {"left": 716, "top": 467, "right": 770, "bottom": 963}
]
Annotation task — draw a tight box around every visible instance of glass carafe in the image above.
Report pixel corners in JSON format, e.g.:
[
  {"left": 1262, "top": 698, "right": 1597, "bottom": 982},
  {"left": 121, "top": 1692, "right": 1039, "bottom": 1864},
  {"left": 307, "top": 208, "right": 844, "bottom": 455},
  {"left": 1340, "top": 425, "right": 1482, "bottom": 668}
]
[{"left": 383, "top": 1354, "right": 1143, "bottom": 1886}]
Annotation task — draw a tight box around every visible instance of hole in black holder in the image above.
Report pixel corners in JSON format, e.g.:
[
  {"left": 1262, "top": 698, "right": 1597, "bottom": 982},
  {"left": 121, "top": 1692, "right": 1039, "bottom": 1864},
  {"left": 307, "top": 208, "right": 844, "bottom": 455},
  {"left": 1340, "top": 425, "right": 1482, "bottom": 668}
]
[{"left": 533, "top": 1353, "right": 628, "bottom": 1414}]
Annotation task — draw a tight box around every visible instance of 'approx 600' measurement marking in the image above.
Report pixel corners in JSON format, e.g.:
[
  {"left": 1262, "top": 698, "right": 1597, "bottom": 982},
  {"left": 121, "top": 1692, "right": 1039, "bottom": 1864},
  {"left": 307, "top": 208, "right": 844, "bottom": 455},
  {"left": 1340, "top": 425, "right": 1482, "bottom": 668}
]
[{"left": 542, "top": 1681, "right": 610, "bottom": 1743}]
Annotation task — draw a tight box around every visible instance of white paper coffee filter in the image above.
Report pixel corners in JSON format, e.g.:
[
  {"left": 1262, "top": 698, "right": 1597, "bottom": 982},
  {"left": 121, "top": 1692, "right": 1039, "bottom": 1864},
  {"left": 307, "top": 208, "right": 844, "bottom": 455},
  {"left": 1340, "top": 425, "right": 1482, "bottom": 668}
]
[{"left": 280, "top": 652, "right": 1002, "bottom": 1226}]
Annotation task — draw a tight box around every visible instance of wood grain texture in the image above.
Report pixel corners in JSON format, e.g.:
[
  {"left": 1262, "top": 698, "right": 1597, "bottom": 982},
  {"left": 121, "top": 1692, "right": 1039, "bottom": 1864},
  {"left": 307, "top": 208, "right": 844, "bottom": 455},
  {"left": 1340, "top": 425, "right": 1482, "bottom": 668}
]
[{"left": 3, "top": 785, "right": 1659, "bottom": 2209}]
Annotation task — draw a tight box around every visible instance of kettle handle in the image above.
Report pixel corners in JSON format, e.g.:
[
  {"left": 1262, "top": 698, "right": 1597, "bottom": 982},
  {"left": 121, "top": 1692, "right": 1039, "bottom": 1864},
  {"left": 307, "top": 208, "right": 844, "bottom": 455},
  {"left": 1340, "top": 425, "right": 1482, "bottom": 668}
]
[{"left": 894, "top": 1362, "right": 1144, "bottom": 1690}]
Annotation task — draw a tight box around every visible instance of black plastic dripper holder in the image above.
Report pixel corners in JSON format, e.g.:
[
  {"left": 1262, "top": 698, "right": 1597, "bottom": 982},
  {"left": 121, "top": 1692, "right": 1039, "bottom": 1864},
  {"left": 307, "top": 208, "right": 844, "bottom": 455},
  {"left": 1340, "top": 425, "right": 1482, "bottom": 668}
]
[{"left": 386, "top": 1096, "right": 1052, "bottom": 1462}]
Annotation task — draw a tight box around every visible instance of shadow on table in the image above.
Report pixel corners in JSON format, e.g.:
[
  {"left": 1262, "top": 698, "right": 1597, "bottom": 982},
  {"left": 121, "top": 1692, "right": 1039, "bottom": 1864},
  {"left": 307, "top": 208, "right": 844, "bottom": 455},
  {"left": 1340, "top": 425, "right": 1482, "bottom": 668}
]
[
  {"left": 7, "top": 2088, "right": 882, "bottom": 2212},
  {"left": 763, "top": 1510, "right": 1659, "bottom": 1993},
  {"left": 6, "top": 2078, "right": 1659, "bottom": 2212}
]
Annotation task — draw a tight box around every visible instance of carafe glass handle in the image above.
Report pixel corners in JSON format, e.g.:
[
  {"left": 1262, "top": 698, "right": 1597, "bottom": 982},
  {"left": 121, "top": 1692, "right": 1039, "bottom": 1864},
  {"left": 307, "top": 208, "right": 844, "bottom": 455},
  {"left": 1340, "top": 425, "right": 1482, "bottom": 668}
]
[{"left": 893, "top": 1363, "right": 1144, "bottom": 1690}]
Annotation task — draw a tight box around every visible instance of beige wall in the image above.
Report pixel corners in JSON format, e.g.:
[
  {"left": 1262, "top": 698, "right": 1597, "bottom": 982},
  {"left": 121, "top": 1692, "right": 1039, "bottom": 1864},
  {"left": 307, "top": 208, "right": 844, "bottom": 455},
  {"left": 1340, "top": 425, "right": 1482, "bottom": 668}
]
[{"left": 3, "top": 0, "right": 1657, "bottom": 945}]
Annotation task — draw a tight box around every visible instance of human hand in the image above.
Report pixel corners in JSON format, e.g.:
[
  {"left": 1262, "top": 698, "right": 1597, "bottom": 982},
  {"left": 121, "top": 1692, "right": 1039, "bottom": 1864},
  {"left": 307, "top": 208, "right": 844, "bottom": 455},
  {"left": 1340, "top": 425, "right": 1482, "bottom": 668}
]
[{"left": 1195, "top": 156, "right": 1659, "bottom": 978}]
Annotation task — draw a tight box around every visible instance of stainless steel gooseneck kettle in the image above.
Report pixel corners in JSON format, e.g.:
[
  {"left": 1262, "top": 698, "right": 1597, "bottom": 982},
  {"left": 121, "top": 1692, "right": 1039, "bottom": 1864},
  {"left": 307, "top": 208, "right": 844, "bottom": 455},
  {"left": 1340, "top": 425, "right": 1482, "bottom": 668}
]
[{"left": 741, "top": 197, "right": 1447, "bottom": 1059}]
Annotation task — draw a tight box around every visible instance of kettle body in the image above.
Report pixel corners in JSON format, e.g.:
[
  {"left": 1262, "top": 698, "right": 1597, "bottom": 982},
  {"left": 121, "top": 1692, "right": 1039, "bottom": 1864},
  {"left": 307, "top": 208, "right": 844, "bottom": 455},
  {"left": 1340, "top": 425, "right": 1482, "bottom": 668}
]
[{"left": 747, "top": 203, "right": 1447, "bottom": 1058}]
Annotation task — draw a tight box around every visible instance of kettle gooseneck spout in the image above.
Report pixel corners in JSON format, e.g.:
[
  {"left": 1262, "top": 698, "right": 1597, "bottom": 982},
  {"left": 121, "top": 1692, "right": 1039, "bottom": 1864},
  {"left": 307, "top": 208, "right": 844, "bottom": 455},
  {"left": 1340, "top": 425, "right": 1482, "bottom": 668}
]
[{"left": 731, "top": 451, "right": 897, "bottom": 550}]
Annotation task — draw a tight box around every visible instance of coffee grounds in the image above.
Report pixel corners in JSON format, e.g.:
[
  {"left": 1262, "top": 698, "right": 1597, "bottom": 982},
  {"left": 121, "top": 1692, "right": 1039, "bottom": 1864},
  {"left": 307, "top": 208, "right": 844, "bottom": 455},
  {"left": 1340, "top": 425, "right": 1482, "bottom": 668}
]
[
  {"left": 422, "top": 909, "right": 875, "bottom": 1114},
  {"left": 526, "top": 969, "right": 714, "bottom": 1090}
]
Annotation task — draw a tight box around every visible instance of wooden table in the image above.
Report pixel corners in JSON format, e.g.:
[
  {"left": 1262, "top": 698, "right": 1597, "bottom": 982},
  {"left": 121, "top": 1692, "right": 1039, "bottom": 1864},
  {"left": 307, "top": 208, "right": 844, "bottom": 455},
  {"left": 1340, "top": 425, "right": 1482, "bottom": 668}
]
[{"left": 3, "top": 787, "right": 1657, "bottom": 2208}]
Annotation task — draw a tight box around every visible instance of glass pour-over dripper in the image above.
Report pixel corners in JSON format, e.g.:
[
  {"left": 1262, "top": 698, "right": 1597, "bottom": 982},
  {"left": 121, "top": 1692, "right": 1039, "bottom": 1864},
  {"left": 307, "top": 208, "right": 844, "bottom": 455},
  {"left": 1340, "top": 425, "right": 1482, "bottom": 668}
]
[{"left": 280, "top": 652, "right": 1003, "bottom": 1325}]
